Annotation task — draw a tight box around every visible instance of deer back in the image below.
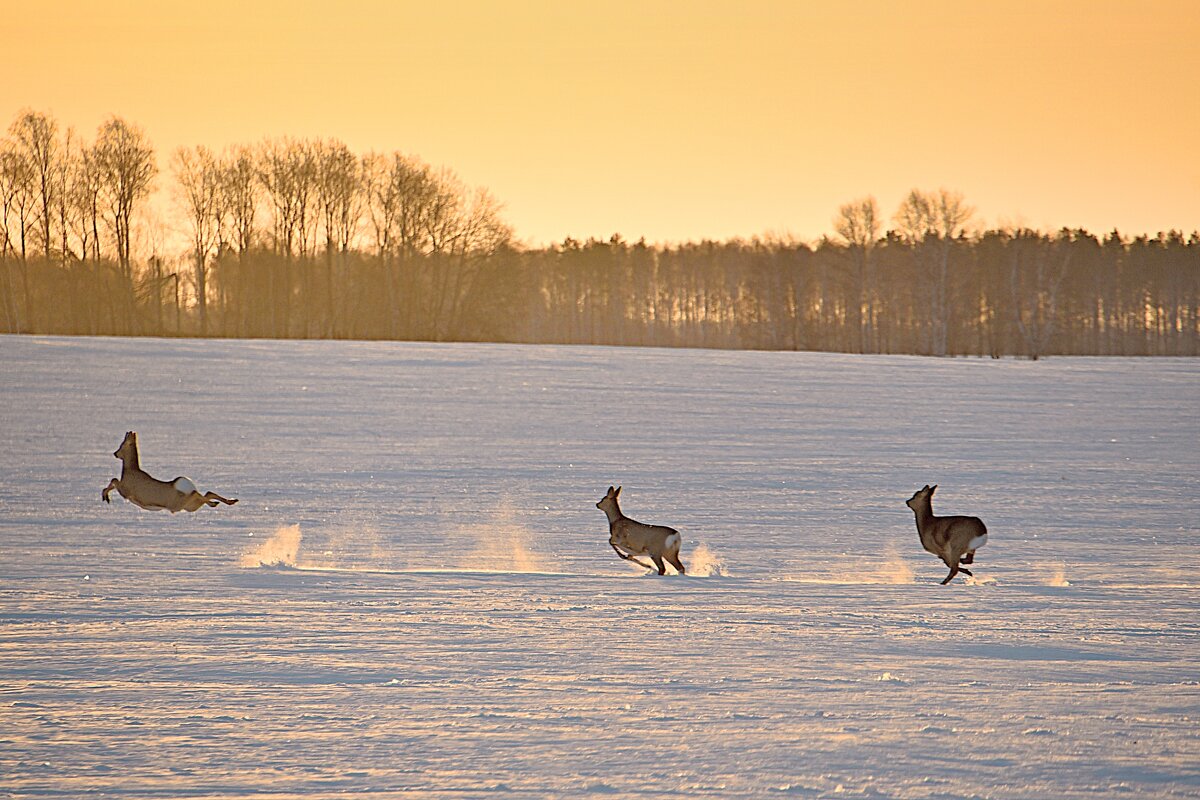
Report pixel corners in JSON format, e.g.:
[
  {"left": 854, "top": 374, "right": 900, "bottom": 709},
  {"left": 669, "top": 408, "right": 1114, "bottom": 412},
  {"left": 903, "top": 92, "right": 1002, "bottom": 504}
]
[
  {"left": 923, "top": 514, "right": 987, "bottom": 556},
  {"left": 610, "top": 517, "right": 679, "bottom": 555}
]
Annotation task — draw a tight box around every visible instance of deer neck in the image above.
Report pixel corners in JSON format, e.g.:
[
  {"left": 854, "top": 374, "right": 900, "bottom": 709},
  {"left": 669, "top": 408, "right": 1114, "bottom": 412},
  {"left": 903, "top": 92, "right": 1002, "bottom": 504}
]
[
  {"left": 120, "top": 447, "right": 142, "bottom": 477},
  {"left": 911, "top": 502, "right": 936, "bottom": 535},
  {"left": 601, "top": 502, "right": 625, "bottom": 527}
]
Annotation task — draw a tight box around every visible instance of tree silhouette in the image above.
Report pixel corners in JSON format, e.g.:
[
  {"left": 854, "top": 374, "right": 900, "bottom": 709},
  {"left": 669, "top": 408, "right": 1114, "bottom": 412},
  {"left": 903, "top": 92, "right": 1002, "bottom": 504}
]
[
  {"left": 94, "top": 116, "right": 156, "bottom": 329},
  {"left": 0, "top": 109, "right": 1195, "bottom": 357}
]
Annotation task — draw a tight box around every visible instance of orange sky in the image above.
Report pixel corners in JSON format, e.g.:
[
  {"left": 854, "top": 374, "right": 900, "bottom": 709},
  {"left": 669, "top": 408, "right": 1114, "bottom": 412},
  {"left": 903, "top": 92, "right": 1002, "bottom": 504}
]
[{"left": 3, "top": 0, "right": 1197, "bottom": 246}]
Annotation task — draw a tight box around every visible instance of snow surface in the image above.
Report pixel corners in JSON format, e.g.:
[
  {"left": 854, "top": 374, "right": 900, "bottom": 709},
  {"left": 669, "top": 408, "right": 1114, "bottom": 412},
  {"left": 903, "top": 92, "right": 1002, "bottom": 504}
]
[{"left": 1, "top": 335, "right": 1198, "bottom": 799}]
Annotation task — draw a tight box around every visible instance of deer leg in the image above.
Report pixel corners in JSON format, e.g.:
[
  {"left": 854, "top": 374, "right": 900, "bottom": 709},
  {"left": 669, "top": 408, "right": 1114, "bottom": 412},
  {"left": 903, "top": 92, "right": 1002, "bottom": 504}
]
[
  {"left": 666, "top": 554, "right": 686, "bottom": 575},
  {"left": 102, "top": 478, "right": 120, "bottom": 503},
  {"left": 962, "top": 551, "right": 975, "bottom": 565},
  {"left": 202, "top": 492, "right": 237, "bottom": 506},
  {"left": 179, "top": 492, "right": 206, "bottom": 512},
  {"left": 651, "top": 555, "right": 666, "bottom": 575},
  {"left": 611, "top": 543, "right": 653, "bottom": 570},
  {"left": 958, "top": 566, "right": 974, "bottom": 576}
]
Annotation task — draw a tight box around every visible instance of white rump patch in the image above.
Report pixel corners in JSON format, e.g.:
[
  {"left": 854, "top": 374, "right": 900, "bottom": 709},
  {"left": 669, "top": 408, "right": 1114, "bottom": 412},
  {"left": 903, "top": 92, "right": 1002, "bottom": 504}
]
[
  {"left": 665, "top": 532, "right": 681, "bottom": 551},
  {"left": 967, "top": 534, "right": 988, "bottom": 551},
  {"left": 173, "top": 477, "right": 198, "bottom": 494}
]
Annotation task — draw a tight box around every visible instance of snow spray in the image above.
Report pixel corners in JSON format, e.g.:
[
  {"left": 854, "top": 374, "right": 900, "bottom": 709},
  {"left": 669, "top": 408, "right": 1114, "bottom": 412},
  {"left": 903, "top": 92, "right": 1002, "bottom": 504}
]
[
  {"left": 687, "top": 543, "right": 729, "bottom": 577},
  {"left": 878, "top": 543, "right": 915, "bottom": 584},
  {"left": 458, "top": 503, "right": 549, "bottom": 573},
  {"left": 240, "top": 524, "right": 302, "bottom": 568}
]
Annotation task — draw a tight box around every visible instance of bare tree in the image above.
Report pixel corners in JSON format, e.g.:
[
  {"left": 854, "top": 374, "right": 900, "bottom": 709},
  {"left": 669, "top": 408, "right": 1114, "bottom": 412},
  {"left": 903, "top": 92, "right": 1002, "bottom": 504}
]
[
  {"left": 361, "top": 152, "right": 403, "bottom": 336},
  {"left": 315, "top": 139, "right": 360, "bottom": 335},
  {"left": 222, "top": 146, "right": 258, "bottom": 257},
  {"left": 257, "top": 138, "right": 314, "bottom": 335},
  {"left": 293, "top": 144, "right": 318, "bottom": 263},
  {"left": 0, "top": 140, "right": 34, "bottom": 262},
  {"left": 0, "top": 138, "right": 36, "bottom": 331},
  {"left": 258, "top": 139, "right": 299, "bottom": 258},
  {"left": 421, "top": 170, "right": 512, "bottom": 339},
  {"left": 217, "top": 146, "right": 258, "bottom": 335},
  {"left": 894, "top": 188, "right": 973, "bottom": 355},
  {"left": 834, "top": 196, "right": 880, "bottom": 352},
  {"left": 392, "top": 155, "right": 437, "bottom": 258},
  {"left": 7, "top": 106, "right": 1196, "bottom": 355},
  {"left": 94, "top": 116, "right": 156, "bottom": 282},
  {"left": 51, "top": 128, "right": 81, "bottom": 265},
  {"left": 371, "top": 153, "right": 440, "bottom": 336},
  {"left": 423, "top": 167, "right": 473, "bottom": 257},
  {"left": 72, "top": 143, "right": 104, "bottom": 263},
  {"left": 9, "top": 110, "right": 59, "bottom": 260},
  {"left": 361, "top": 153, "right": 396, "bottom": 259},
  {"left": 173, "top": 145, "right": 220, "bottom": 334}
]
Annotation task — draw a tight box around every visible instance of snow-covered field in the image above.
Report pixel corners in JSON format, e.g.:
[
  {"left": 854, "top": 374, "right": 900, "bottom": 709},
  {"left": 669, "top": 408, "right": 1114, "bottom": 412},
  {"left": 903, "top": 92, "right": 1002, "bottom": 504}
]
[{"left": 1, "top": 335, "right": 1197, "bottom": 799}]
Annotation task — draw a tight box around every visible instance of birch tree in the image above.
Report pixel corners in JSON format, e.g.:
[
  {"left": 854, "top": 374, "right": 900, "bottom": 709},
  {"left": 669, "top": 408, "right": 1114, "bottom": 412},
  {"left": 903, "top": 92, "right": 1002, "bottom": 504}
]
[
  {"left": 94, "top": 116, "right": 156, "bottom": 281},
  {"left": 9, "top": 111, "right": 59, "bottom": 260},
  {"left": 173, "top": 145, "right": 220, "bottom": 334},
  {"left": 834, "top": 196, "right": 880, "bottom": 352},
  {"left": 894, "top": 188, "right": 972, "bottom": 355}
]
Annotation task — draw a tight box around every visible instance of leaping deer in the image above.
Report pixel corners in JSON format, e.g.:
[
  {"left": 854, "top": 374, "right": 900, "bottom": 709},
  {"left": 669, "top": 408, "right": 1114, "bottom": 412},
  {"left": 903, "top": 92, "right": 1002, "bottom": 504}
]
[
  {"left": 596, "top": 485, "right": 685, "bottom": 575},
  {"left": 102, "top": 431, "right": 238, "bottom": 513},
  {"left": 905, "top": 484, "right": 987, "bottom": 585}
]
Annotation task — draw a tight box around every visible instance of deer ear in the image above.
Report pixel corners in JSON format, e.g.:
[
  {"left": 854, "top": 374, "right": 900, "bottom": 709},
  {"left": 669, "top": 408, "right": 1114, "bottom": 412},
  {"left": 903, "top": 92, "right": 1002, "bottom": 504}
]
[
  {"left": 929, "top": 484, "right": 937, "bottom": 494},
  {"left": 615, "top": 486, "right": 622, "bottom": 497},
  {"left": 607, "top": 485, "right": 615, "bottom": 494}
]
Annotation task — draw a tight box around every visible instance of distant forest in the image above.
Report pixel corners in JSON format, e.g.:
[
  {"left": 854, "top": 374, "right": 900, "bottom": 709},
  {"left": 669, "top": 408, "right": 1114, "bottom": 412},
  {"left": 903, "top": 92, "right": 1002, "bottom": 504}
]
[{"left": 2, "top": 110, "right": 1197, "bottom": 357}]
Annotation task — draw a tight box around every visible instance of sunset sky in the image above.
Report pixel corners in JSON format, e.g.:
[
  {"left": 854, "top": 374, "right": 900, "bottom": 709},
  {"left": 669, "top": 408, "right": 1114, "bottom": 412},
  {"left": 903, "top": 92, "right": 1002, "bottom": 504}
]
[{"left": 3, "top": 0, "right": 1197, "bottom": 246}]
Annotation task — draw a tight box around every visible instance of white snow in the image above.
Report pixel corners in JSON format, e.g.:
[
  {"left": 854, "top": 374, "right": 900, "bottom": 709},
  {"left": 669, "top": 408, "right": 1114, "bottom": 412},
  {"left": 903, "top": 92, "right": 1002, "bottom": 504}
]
[{"left": 1, "top": 335, "right": 1197, "bottom": 798}]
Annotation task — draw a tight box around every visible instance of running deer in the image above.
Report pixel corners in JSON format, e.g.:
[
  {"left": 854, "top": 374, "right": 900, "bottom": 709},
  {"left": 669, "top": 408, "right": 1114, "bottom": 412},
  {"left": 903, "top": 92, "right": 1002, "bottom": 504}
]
[
  {"left": 102, "top": 431, "right": 238, "bottom": 513},
  {"left": 906, "top": 484, "right": 987, "bottom": 585},
  {"left": 596, "top": 485, "right": 685, "bottom": 575}
]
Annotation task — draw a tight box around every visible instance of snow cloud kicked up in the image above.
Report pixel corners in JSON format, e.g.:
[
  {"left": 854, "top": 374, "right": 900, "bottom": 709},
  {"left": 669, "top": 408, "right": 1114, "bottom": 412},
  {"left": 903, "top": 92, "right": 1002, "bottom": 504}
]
[
  {"left": 458, "top": 503, "right": 550, "bottom": 574},
  {"left": 240, "top": 524, "right": 302, "bottom": 568}
]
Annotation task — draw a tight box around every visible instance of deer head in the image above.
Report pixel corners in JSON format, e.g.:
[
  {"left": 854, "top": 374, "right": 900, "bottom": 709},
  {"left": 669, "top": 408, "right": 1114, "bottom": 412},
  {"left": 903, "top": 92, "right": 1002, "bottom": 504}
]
[
  {"left": 114, "top": 431, "right": 139, "bottom": 461},
  {"left": 596, "top": 485, "right": 621, "bottom": 515},
  {"left": 906, "top": 484, "right": 936, "bottom": 511}
]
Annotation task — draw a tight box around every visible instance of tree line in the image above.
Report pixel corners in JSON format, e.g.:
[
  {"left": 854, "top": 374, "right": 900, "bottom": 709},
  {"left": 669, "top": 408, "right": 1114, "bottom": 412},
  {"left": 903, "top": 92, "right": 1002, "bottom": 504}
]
[{"left": 1, "top": 109, "right": 1196, "bottom": 356}]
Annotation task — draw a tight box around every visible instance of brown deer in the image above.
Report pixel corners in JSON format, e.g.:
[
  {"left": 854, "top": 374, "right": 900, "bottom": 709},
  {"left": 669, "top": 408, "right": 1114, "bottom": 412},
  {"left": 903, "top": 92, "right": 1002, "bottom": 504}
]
[
  {"left": 102, "top": 431, "right": 238, "bottom": 513},
  {"left": 906, "top": 484, "right": 987, "bottom": 585},
  {"left": 596, "top": 485, "right": 685, "bottom": 575}
]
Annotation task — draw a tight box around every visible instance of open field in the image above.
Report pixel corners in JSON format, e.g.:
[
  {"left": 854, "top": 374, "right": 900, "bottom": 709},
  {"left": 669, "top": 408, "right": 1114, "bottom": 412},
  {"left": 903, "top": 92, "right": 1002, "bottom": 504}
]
[{"left": 1, "top": 336, "right": 1197, "bottom": 798}]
